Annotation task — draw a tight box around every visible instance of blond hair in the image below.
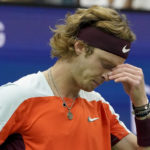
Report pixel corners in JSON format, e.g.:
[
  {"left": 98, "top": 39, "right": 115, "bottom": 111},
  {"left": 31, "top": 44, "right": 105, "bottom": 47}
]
[{"left": 50, "top": 5, "right": 136, "bottom": 59}]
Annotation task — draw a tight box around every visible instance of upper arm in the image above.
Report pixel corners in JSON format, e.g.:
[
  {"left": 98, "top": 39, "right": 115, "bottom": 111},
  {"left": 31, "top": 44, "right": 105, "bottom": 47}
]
[{"left": 112, "top": 133, "right": 138, "bottom": 150}]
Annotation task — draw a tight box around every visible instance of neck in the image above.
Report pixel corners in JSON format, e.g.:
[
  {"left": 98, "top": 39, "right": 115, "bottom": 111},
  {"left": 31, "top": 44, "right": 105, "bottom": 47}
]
[{"left": 46, "top": 60, "right": 80, "bottom": 100}]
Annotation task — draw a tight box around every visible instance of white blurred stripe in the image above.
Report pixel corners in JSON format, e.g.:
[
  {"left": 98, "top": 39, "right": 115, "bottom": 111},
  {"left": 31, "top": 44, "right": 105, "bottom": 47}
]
[
  {"left": 79, "top": 0, "right": 109, "bottom": 7},
  {"left": 145, "top": 84, "right": 150, "bottom": 96}
]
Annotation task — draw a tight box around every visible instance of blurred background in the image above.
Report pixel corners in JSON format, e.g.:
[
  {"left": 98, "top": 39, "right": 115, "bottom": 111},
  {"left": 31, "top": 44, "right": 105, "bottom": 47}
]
[
  {"left": 1, "top": 0, "right": 150, "bottom": 10},
  {"left": 0, "top": 0, "right": 150, "bottom": 132}
]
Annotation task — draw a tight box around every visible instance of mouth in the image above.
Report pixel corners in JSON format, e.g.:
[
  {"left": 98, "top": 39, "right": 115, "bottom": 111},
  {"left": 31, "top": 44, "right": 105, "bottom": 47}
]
[
  {"left": 92, "top": 80, "right": 100, "bottom": 87},
  {"left": 92, "top": 78, "right": 105, "bottom": 87}
]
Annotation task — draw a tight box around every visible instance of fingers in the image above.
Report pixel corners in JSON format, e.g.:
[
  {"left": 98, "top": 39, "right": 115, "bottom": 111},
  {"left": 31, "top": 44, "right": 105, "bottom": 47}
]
[
  {"left": 114, "top": 63, "right": 140, "bottom": 71},
  {"left": 112, "top": 64, "right": 143, "bottom": 75},
  {"left": 108, "top": 63, "right": 144, "bottom": 86},
  {"left": 109, "top": 72, "right": 141, "bottom": 83},
  {"left": 107, "top": 63, "right": 147, "bottom": 106}
]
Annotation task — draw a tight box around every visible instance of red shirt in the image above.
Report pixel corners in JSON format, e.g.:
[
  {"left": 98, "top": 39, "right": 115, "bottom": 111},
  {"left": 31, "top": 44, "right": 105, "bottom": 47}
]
[{"left": 0, "top": 72, "right": 129, "bottom": 150}]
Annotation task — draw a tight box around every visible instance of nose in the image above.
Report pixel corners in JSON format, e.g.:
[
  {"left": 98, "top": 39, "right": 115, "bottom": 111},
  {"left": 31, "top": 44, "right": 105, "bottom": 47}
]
[{"left": 102, "top": 72, "right": 111, "bottom": 81}]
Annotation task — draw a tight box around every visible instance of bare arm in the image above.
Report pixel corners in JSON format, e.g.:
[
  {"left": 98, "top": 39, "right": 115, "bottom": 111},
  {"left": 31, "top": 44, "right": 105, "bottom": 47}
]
[
  {"left": 109, "top": 64, "right": 150, "bottom": 150},
  {"left": 112, "top": 133, "right": 150, "bottom": 150},
  {"left": 112, "top": 133, "right": 137, "bottom": 150}
]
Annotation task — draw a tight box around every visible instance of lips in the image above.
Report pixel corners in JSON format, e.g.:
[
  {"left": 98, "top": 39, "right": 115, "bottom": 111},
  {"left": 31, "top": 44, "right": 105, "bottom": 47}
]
[
  {"left": 92, "top": 78, "right": 105, "bottom": 86},
  {"left": 92, "top": 80, "right": 100, "bottom": 86}
]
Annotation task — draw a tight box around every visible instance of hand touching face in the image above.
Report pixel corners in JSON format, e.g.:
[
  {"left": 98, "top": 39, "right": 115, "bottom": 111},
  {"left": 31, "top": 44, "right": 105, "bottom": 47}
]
[{"left": 108, "top": 63, "right": 148, "bottom": 107}]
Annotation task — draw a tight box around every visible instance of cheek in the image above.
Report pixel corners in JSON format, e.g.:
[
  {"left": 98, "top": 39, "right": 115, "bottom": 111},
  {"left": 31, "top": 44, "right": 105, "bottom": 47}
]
[
  {"left": 79, "top": 65, "right": 103, "bottom": 82},
  {"left": 74, "top": 55, "right": 103, "bottom": 80}
]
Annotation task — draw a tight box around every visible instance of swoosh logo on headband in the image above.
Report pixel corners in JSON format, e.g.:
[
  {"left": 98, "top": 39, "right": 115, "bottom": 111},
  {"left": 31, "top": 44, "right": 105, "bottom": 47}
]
[{"left": 122, "top": 45, "right": 130, "bottom": 53}]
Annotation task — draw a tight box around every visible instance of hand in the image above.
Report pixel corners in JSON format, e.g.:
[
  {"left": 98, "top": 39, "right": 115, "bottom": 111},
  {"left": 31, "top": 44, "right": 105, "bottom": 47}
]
[{"left": 108, "top": 63, "right": 148, "bottom": 107}]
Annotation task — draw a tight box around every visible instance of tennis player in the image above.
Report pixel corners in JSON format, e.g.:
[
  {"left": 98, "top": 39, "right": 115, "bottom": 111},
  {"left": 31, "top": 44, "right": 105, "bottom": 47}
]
[{"left": 0, "top": 5, "right": 150, "bottom": 150}]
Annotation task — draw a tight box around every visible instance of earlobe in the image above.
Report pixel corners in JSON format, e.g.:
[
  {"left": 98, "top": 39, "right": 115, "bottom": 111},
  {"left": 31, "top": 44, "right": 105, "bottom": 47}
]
[{"left": 74, "top": 41, "right": 85, "bottom": 55}]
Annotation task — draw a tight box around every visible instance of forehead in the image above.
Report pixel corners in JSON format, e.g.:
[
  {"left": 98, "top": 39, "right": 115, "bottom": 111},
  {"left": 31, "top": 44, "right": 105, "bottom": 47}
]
[{"left": 94, "top": 48, "right": 125, "bottom": 66}]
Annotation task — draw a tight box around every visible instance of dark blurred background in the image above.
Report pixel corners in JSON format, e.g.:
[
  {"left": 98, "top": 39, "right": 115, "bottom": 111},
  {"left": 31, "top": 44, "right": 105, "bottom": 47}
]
[{"left": 0, "top": 0, "right": 150, "bottom": 132}]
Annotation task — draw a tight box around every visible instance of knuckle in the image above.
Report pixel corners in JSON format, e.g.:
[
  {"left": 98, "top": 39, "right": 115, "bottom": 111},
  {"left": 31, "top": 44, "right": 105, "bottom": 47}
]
[
  {"left": 136, "top": 80, "right": 140, "bottom": 85},
  {"left": 122, "top": 72, "right": 126, "bottom": 76},
  {"left": 139, "top": 71, "right": 143, "bottom": 76},
  {"left": 138, "top": 76, "right": 142, "bottom": 82},
  {"left": 138, "top": 68, "right": 143, "bottom": 73},
  {"left": 133, "top": 81, "right": 139, "bottom": 87},
  {"left": 123, "top": 64, "right": 128, "bottom": 68},
  {"left": 124, "top": 76, "right": 129, "bottom": 81}
]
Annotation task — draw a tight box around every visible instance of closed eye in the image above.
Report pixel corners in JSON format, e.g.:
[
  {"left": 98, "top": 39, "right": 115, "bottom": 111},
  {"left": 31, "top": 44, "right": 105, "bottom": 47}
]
[
  {"left": 100, "top": 59, "right": 116, "bottom": 70},
  {"left": 102, "top": 64, "right": 115, "bottom": 70}
]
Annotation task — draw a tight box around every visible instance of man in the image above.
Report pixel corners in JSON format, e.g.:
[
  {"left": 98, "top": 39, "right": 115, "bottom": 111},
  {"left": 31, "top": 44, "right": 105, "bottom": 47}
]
[{"left": 0, "top": 5, "right": 150, "bottom": 150}]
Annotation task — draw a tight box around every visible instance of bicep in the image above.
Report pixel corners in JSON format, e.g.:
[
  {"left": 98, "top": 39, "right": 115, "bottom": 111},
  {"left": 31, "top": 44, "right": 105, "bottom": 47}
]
[{"left": 112, "top": 133, "right": 138, "bottom": 150}]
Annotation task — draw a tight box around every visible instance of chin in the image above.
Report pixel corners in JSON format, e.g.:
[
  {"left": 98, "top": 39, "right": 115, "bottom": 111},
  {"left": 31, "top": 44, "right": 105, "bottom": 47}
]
[
  {"left": 84, "top": 89, "right": 94, "bottom": 92},
  {"left": 81, "top": 86, "right": 95, "bottom": 92}
]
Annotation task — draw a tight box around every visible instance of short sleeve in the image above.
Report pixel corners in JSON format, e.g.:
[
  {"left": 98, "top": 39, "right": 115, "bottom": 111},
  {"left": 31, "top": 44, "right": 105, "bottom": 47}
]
[
  {"left": 108, "top": 104, "right": 130, "bottom": 146},
  {"left": 0, "top": 83, "right": 26, "bottom": 145}
]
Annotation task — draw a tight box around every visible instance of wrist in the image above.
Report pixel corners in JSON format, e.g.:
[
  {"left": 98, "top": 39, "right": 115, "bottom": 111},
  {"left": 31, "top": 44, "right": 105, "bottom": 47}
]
[
  {"left": 132, "top": 97, "right": 148, "bottom": 107},
  {"left": 132, "top": 100, "right": 150, "bottom": 119}
]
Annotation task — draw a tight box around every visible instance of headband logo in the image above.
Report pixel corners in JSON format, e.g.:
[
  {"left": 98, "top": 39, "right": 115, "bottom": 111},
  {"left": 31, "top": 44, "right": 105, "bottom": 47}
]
[
  {"left": 122, "top": 45, "right": 130, "bottom": 53},
  {"left": 78, "top": 26, "right": 131, "bottom": 58}
]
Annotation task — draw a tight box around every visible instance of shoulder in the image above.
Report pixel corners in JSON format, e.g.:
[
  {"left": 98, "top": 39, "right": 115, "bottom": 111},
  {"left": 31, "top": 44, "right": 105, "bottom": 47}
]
[
  {"left": 0, "top": 71, "right": 51, "bottom": 101},
  {"left": 79, "top": 90, "right": 119, "bottom": 116},
  {"left": 0, "top": 71, "right": 51, "bottom": 130},
  {"left": 79, "top": 90, "right": 107, "bottom": 103}
]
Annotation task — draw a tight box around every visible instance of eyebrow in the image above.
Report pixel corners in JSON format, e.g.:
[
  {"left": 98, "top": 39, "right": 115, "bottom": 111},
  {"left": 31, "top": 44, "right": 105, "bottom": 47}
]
[{"left": 101, "top": 58, "right": 117, "bottom": 68}]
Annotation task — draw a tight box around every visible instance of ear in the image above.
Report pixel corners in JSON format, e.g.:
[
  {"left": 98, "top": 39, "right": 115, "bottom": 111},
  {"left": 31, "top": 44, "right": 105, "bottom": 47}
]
[{"left": 74, "top": 41, "right": 85, "bottom": 55}]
